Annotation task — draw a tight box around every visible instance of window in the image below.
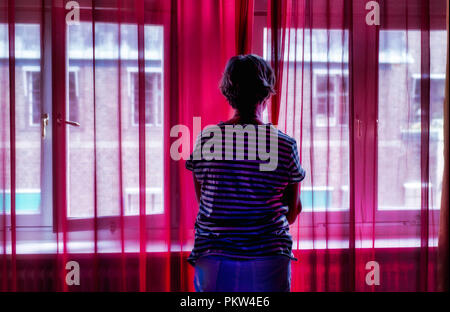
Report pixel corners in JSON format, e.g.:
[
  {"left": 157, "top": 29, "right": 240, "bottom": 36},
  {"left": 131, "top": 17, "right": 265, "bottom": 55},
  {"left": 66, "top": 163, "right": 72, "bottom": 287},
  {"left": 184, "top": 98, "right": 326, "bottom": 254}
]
[
  {"left": 125, "top": 187, "right": 163, "bottom": 215},
  {"left": 411, "top": 74, "right": 446, "bottom": 122},
  {"left": 6, "top": 24, "right": 45, "bottom": 220},
  {"left": 2, "top": 189, "right": 41, "bottom": 214},
  {"left": 378, "top": 30, "right": 446, "bottom": 213},
  {"left": 262, "top": 26, "right": 350, "bottom": 215},
  {"left": 68, "top": 70, "right": 80, "bottom": 123},
  {"left": 129, "top": 70, "right": 163, "bottom": 126},
  {"left": 313, "top": 71, "right": 348, "bottom": 127},
  {"left": 262, "top": 26, "right": 350, "bottom": 130},
  {"left": 26, "top": 68, "right": 79, "bottom": 126},
  {"left": 379, "top": 30, "right": 411, "bottom": 64},
  {"left": 263, "top": 28, "right": 349, "bottom": 63},
  {"left": 256, "top": 7, "right": 446, "bottom": 249},
  {"left": 300, "top": 186, "right": 341, "bottom": 212},
  {"left": 65, "top": 22, "right": 165, "bottom": 219},
  {"left": 24, "top": 69, "right": 41, "bottom": 126}
]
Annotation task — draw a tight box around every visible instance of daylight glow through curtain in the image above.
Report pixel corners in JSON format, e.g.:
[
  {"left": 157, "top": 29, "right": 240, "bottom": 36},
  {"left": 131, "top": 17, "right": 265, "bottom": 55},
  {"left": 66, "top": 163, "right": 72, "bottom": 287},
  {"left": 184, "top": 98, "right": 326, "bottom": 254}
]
[
  {"left": 0, "top": 0, "right": 242, "bottom": 291},
  {"left": 264, "top": 0, "right": 447, "bottom": 291},
  {"left": 0, "top": 0, "right": 447, "bottom": 292}
]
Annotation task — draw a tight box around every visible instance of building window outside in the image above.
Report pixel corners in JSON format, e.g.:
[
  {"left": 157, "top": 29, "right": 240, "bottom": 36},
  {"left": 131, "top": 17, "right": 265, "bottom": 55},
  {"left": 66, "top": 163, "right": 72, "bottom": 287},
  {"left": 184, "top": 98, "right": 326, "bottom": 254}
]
[
  {"left": 26, "top": 68, "right": 79, "bottom": 126},
  {"left": 25, "top": 70, "right": 41, "bottom": 126},
  {"left": 411, "top": 74, "right": 446, "bottom": 123},
  {"left": 129, "top": 70, "right": 163, "bottom": 126},
  {"left": 68, "top": 70, "right": 80, "bottom": 123},
  {"left": 313, "top": 71, "right": 348, "bottom": 127}
]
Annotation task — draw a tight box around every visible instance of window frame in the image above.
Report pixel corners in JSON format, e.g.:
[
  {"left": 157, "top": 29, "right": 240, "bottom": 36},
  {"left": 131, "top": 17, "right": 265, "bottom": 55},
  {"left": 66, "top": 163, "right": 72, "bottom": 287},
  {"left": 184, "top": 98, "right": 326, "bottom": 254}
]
[
  {"left": 252, "top": 0, "right": 446, "bottom": 245},
  {"left": 52, "top": 6, "right": 172, "bottom": 233}
]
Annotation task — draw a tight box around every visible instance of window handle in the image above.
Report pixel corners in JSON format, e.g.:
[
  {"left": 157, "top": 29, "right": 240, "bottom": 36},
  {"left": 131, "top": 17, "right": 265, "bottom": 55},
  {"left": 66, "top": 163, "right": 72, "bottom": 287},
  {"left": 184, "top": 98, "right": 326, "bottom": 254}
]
[
  {"left": 41, "top": 113, "right": 49, "bottom": 139},
  {"left": 56, "top": 115, "right": 80, "bottom": 127},
  {"left": 356, "top": 119, "right": 363, "bottom": 138}
]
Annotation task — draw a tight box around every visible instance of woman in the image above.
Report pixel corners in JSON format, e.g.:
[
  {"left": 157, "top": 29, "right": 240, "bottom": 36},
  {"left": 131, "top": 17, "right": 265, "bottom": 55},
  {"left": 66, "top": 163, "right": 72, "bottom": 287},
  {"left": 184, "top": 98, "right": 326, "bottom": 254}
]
[{"left": 186, "top": 54, "right": 305, "bottom": 292}]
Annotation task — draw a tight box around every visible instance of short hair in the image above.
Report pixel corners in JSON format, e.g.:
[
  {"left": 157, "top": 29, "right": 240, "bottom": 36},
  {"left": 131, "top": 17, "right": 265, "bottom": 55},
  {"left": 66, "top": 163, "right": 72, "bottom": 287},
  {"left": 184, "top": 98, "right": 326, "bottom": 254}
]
[{"left": 220, "top": 54, "right": 275, "bottom": 115}]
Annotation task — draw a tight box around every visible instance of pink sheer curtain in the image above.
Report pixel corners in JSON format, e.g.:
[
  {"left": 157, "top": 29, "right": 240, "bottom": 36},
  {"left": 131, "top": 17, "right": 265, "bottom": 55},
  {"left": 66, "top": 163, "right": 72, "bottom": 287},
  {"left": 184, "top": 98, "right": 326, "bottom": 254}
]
[
  {"left": 0, "top": 0, "right": 447, "bottom": 292},
  {"left": 262, "top": 0, "right": 447, "bottom": 291},
  {"left": 0, "top": 0, "right": 244, "bottom": 291}
]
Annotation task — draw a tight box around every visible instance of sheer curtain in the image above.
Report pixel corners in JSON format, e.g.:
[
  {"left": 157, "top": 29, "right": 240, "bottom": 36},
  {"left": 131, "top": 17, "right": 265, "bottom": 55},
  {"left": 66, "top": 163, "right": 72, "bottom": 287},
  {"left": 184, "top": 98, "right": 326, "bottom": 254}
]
[
  {"left": 0, "top": 0, "right": 247, "bottom": 291},
  {"left": 263, "top": 0, "right": 447, "bottom": 291},
  {"left": 0, "top": 0, "right": 447, "bottom": 292},
  {"left": 438, "top": 0, "right": 449, "bottom": 292}
]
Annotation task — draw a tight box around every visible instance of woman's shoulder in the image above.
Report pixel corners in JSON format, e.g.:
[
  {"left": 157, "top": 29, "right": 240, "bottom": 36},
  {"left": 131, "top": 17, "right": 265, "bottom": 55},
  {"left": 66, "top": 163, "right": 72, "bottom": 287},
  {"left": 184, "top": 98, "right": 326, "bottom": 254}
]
[{"left": 197, "top": 122, "right": 297, "bottom": 147}]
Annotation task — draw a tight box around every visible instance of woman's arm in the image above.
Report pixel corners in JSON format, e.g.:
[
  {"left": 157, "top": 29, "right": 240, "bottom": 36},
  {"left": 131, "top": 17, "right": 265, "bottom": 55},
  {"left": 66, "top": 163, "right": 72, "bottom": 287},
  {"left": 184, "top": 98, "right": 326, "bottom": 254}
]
[
  {"left": 193, "top": 174, "right": 201, "bottom": 204},
  {"left": 284, "top": 182, "right": 302, "bottom": 225}
]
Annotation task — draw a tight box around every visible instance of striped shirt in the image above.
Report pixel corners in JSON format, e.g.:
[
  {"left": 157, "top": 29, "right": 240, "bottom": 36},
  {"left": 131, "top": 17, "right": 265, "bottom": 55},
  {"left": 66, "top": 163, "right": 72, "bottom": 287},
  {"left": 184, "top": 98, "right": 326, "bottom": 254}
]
[{"left": 185, "top": 122, "right": 306, "bottom": 266}]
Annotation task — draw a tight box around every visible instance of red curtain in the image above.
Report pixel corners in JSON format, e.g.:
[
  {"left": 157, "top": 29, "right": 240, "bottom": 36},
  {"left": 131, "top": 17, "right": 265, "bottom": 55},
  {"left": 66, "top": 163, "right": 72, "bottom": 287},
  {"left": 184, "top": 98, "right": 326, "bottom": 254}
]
[
  {"left": 235, "top": 0, "right": 254, "bottom": 54},
  {"left": 0, "top": 0, "right": 447, "bottom": 292},
  {"left": 0, "top": 0, "right": 246, "bottom": 291},
  {"left": 264, "top": 0, "right": 447, "bottom": 291}
]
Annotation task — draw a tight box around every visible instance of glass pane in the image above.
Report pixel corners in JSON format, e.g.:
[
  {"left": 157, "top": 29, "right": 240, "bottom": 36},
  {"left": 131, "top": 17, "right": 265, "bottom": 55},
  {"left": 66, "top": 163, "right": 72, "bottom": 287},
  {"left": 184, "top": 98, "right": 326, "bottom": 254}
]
[
  {"left": 14, "top": 24, "right": 42, "bottom": 215},
  {"left": 66, "top": 22, "right": 164, "bottom": 218},
  {"left": 377, "top": 30, "right": 446, "bottom": 246},
  {"left": 264, "top": 27, "right": 350, "bottom": 249},
  {"left": 378, "top": 30, "right": 446, "bottom": 212},
  {"left": 144, "top": 25, "right": 164, "bottom": 216},
  {"left": 0, "top": 23, "right": 9, "bottom": 223}
]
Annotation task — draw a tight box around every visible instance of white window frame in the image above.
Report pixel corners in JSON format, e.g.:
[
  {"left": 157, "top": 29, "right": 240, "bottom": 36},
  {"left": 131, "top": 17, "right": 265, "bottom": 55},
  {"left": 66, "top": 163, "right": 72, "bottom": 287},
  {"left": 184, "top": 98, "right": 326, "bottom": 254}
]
[{"left": 124, "top": 187, "right": 164, "bottom": 215}]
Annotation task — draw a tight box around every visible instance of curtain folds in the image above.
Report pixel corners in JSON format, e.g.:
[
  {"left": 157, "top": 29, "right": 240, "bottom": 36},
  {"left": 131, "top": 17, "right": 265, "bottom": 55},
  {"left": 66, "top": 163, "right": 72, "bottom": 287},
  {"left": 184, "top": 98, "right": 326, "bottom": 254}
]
[
  {"left": 266, "top": 0, "right": 288, "bottom": 126},
  {"left": 235, "top": 0, "right": 254, "bottom": 54},
  {"left": 0, "top": 0, "right": 240, "bottom": 291},
  {"left": 0, "top": 0, "right": 447, "bottom": 292},
  {"left": 437, "top": 0, "right": 449, "bottom": 292},
  {"left": 265, "top": 0, "right": 447, "bottom": 291}
]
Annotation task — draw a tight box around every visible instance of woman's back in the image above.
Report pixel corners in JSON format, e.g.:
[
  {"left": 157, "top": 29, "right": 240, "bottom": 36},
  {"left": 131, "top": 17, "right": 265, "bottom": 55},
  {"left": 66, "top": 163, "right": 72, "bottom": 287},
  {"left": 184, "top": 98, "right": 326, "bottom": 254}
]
[{"left": 186, "top": 122, "right": 305, "bottom": 266}]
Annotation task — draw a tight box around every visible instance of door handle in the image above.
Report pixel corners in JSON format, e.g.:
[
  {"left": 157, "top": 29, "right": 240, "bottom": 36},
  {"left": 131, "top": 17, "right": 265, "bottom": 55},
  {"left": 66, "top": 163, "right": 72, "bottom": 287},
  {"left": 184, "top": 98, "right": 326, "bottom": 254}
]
[{"left": 56, "top": 115, "right": 80, "bottom": 127}]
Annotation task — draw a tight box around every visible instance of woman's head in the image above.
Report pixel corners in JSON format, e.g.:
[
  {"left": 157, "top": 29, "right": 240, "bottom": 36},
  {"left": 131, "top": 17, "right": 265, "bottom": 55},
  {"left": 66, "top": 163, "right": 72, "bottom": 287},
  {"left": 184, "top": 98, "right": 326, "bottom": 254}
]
[{"left": 220, "top": 54, "right": 275, "bottom": 116}]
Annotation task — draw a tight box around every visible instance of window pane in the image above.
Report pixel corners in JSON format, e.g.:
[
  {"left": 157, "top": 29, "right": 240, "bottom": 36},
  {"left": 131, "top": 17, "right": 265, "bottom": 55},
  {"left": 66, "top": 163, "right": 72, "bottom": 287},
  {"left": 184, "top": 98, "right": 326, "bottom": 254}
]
[
  {"left": 15, "top": 24, "right": 42, "bottom": 215},
  {"left": 29, "top": 71, "right": 41, "bottom": 125},
  {"left": 377, "top": 30, "right": 446, "bottom": 213},
  {"left": 66, "top": 22, "right": 164, "bottom": 218},
  {"left": 131, "top": 71, "right": 163, "bottom": 126},
  {"left": 68, "top": 71, "right": 79, "bottom": 123},
  {"left": 144, "top": 25, "right": 164, "bottom": 216},
  {"left": 0, "top": 23, "right": 42, "bottom": 215},
  {"left": 264, "top": 27, "right": 350, "bottom": 249}
]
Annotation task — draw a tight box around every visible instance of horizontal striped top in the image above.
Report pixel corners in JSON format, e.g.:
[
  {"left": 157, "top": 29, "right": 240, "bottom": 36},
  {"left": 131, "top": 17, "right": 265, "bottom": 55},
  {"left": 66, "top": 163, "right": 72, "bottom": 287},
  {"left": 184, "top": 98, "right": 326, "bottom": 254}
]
[{"left": 185, "top": 122, "right": 305, "bottom": 266}]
